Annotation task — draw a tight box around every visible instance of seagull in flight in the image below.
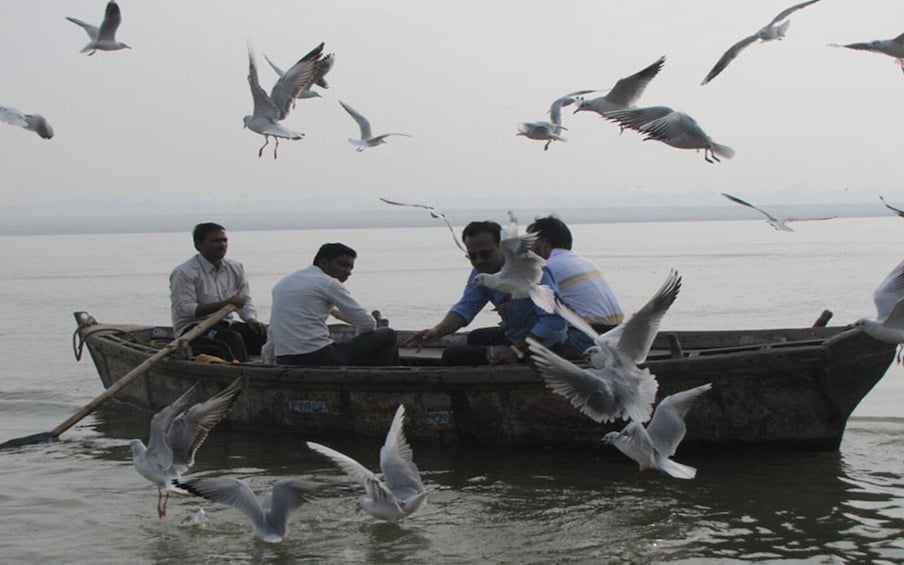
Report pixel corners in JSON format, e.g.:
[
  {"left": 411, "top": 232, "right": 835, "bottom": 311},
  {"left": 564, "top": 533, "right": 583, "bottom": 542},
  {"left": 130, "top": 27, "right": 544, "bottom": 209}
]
[
  {"left": 263, "top": 51, "right": 335, "bottom": 101},
  {"left": 722, "top": 192, "right": 835, "bottom": 231},
  {"left": 880, "top": 196, "right": 904, "bottom": 218},
  {"left": 603, "top": 383, "right": 712, "bottom": 479},
  {"left": 853, "top": 259, "right": 904, "bottom": 361},
  {"left": 472, "top": 231, "right": 556, "bottom": 314},
  {"left": 65, "top": 1, "right": 131, "bottom": 55},
  {"left": 573, "top": 56, "right": 666, "bottom": 117},
  {"left": 178, "top": 476, "right": 319, "bottom": 543},
  {"left": 339, "top": 101, "right": 411, "bottom": 151},
  {"left": 0, "top": 106, "right": 53, "bottom": 139},
  {"left": 701, "top": 0, "right": 823, "bottom": 85},
  {"left": 604, "top": 106, "right": 734, "bottom": 163},
  {"left": 378, "top": 197, "right": 466, "bottom": 253},
  {"left": 306, "top": 404, "right": 427, "bottom": 523},
  {"left": 244, "top": 42, "right": 329, "bottom": 159},
  {"left": 830, "top": 32, "right": 904, "bottom": 74},
  {"left": 517, "top": 90, "right": 597, "bottom": 150},
  {"left": 130, "top": 376, "right": 245, "bottom": 518}
]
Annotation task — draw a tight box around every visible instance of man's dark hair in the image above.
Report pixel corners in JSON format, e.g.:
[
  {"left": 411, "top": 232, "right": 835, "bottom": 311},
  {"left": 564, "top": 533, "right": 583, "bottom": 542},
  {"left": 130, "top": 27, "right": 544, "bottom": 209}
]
[
  {"left": 193, "top": 222, "right": 225, "bottom": 244},
  {"left": 461, "top": 221, "right": 502, "bottom": 245},
  {"left": 527, "top": 216, "right": 572, "bottom": 250},
  {"left": 314, "top": 242, "right": 357, "bottom": 265}
]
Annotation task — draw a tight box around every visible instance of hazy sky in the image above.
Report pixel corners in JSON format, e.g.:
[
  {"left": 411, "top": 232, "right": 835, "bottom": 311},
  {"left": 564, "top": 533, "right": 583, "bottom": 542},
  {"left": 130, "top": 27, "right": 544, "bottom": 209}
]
[{"left": 2, "top": 0, "right": 902, "bottom": 219}]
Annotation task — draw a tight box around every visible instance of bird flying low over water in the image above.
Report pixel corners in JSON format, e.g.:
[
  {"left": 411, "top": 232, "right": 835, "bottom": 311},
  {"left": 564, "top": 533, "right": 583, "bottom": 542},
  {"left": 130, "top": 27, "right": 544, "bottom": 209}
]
[
  {"left": 604, "top": 106, "right": 734, "bottom": 163},
  {"left": 721, "top": 192, "right": 835, "bottom": 231},
  {"left": 517, "top": 90, "right": 597, "bottom": 151},
  {"left": 130, "top": 376, "right": 245, "bottom": 518},
  {"left": 830, "top": 32, "right": 904, "bottom": 74},
  {"left": 472, "top": 230, "right": 556, "bottom": 314},
  {"left": 880, "top": 196, "right": 904, "bottom": 218},
  {"left": 853, "top": 259, "right": 904, "bottom": 361},
  {"left": 378, "top": 197, "right": 467, "bottom": 253},
  {"left": 263, "top": 51, "right": 335, "bottom": 101},
  {"left": 339, "top": 101, "right": 411, "bottom": 152},
  {"left": 573, "top": 56, "right": 666, "bottom": 117},
  {"left": 178, "top": 476, "right": 319, "bottom": 543},
  {"left": 602, "top": 383, "right": 712, "bottom": 479},
  {"left": 244, "top": 42, "right": 329, "bottom": 159},
  {"left": 701, "top": 0, "right": 822, "bottom": 85},
  {"left": 0, "top": 106, "right": 53, "bottom": 139},
  {"left": 65, "top": 1, "right": 131, "bottom": 55},
  {"left": 306, "top": 404, "right": 427, "bottom": 523}
]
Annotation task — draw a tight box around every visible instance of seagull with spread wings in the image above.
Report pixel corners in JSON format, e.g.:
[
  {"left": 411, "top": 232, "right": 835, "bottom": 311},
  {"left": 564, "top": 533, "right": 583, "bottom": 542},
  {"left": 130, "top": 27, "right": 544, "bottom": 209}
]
[
  {"left": 0, "top": 106, "right": 53, "bottom": 139},
  {"left": 65, "top": 1, "right": 131, "bottom": 55},
  {"left": 243, "top": 42, "right": 329, "bottom": 159},
  {"left": 339, "top": 100, "right": 411, "bottom": 151},
  {"left": 701, "top": 0, "right": 822, "bottom": 85},
  {"left": 517, "top": 90, "right": 597, "bottom": 150},
  {"left": 854, "top": 259, "right": 904, "bottom": 361},
  {"left": 604, "top": 106, "right": 734, "bottom": 163},
  {"left": 472, "top": 231, "right": 556, "bottom": 314},
  {"left": 722, "top": 192, "right": 835, "bottom": 231},
  {"left": 830, "top": 32, "right": 904, "bottom": 74},
  {"left": 573, "top": 56, "right": 666, "bottom": 117},
  {"left": 263, "top": 51, "right": 335, "bottom": 101},
  {"left": 378, "top": 197, "right": 466, "bottom": 253}
]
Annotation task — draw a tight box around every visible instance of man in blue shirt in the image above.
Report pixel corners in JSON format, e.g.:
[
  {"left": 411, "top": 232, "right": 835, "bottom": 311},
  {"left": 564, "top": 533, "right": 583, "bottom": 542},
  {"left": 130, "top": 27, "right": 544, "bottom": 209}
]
[{"left": 405, "top": 220, "right": 572, "bottom": 365}]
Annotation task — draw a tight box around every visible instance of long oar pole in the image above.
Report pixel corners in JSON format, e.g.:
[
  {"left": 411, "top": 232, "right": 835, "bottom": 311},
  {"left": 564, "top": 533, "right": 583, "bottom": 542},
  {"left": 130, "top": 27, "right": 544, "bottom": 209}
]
[{"left": 0, "top": 305, "right": 237, "bottom": 450}]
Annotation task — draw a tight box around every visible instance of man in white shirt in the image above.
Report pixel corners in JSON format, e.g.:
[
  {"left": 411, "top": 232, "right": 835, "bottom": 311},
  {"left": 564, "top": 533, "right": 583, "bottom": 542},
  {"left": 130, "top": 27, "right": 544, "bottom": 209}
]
[
  {"left": 169, "top": 222, "right": 267, "bottom": 362},
  {"left": 526, "top": 216, "right": 624, "bottom": 352},
  {"left": 269, "top": 242, "right": 398, "bottom": 366}
]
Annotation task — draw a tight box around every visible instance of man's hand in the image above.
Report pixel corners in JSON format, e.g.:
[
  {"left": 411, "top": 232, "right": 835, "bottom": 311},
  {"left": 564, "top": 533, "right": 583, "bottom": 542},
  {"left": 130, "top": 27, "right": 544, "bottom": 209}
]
[
  {"left": 404, "top": 328, "right": 439, "bottom": 348},
  {"left": 226, "top": 294, "right": 249, "bottom": 309},
  {"left": 247, "top": 318, "right": 267, "bottom": 335}
]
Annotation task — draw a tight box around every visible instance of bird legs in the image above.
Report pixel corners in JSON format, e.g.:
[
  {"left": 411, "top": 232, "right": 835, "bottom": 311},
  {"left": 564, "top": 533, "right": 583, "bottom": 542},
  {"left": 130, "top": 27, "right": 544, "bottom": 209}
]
[
  {"left": 157, "top": 487, "right": 192, "bottom": 518},
  {"left": 703, "top": 148, "right": 721, "bottom": 164},
  {"left": 257, "top": 136, "right": 281, "bottom": 159}
]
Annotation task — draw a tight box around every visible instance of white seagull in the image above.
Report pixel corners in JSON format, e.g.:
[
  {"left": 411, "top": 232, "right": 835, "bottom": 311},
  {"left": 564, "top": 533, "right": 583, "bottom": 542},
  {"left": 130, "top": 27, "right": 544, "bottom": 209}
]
[
  {"left": 378, "top": 197, "right": 466, "bottom": 253},
  {"left": 880, "top": 196, "right": 904, "bottom": 218},
  {"left": 853, "top": 259, "right": 904, "bottom": 360},
  {"left": 604, "top": 106, "right": 734, "bottom": 163},
  {"left": 517, "top": 90, "right": 597, "bottom": 150},
  {"left": 130, "top": 376, "right": 245, "bottom": 518},
  {"left": 830, "top": 32, "right": 904, "bottom": 74},
  {"left": 339, "top": 101, "right": 411, "bottom": 151},
  {"left": 263, "top": 51, "right": 335, "bottom": 101},
  {"left": 573, "top": 56, "right": 666, "bottom": 117},
  {"left": 178, "top": 476, "right": 319, "bottom": 543},
  {"left": 602, "top": 383, "right": 712, "bottom": 479},
  {"left": 722, "top": 192, "right": 835, "bottom": 231},
  {"left": 0, "top": 106, "right": 53, "bottom": 139},
  {"left": 243, "top": 42, "right": 328, "bottom": 159},
  {"left": 306, "top": 404, "right": 426, "bottom": 523},
  {"left": 701, "top": 0, "right": 823, "bottom": 85},
  {"left": 65, "top": 1, "right": 131, "bottom": 55},
  {"left": 472, "top": 231, "right": 556, "bottom": 314}
]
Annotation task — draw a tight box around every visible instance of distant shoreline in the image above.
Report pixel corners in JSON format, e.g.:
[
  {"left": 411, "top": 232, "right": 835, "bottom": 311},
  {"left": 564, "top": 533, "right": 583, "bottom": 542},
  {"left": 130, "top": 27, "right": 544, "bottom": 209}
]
[{"left": 0, "top": 203, "right": 890, "bottom": 236}]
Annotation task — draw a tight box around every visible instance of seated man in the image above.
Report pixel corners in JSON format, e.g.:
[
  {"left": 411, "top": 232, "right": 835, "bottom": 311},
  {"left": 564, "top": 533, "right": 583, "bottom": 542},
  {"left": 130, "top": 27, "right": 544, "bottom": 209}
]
[
  {"left": 170, "top": 222, "right": 268, "bottom": 362},
  {"left": 405, "top": 220, "right": 575, "bottom": 365},
  {"left": 527, "top": 216, "right": 623, "bottom": 351},
  {"left": 269, "top": 242, "right": 399, "bottom": 366}
]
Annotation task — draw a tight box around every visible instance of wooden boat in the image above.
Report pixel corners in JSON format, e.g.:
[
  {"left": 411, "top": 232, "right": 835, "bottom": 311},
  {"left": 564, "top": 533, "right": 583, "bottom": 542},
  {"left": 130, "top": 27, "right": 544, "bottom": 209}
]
[{"left": 73, "top": 311, "right": 895, "bottom": 451}]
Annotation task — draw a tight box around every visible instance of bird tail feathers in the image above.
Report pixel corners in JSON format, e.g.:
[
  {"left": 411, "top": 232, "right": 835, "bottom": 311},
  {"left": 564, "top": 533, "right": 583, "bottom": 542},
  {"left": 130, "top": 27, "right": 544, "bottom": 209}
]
[
  {"left": 528, "top": 284, "right": 557, "bottom": 314},
  {"left": 658, "top": 458, "right": 697, "bottom": 479},
  {"left": 712, "top": 143, "right": 735, "bottom": 159}
]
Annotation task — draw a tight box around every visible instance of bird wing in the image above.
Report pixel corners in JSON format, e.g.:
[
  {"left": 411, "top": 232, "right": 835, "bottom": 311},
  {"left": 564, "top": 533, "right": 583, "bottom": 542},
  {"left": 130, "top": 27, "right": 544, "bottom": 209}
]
[
  {"left": 262, "top": 53, "right": 286, "bottom": 77},
  {"left": 179, "top": 477, "right": 267, "bottom": 529},
  {"left": 499, "top": 233, "right": 543, "bottom": 283},
  {"left": 770, "top": 0, "right": 822, "bottom": 24},
  {"left": 97, "top": 1, "right": 122, "bottom": 41},
  {"left": 880, "top": 196, "right": 904, "bottom": 218},
  {"left": 168, "top": 376, "right": 245, "bottom": 470},
  {"left": 270, "top": 42, "right": 325, "bottom": 119},
  {"left": 65, "top": 17, "right": 99, "bottom": 40},
  {"left": 339, "top": 101, "right": 373, "bottom": 140},
  {"left": 306, "top": 441, "right": 396, "bottom": 503},
  {"left": 873, "top": 260, "right": 904, "bottom": 321},
  {"left": 784, "top": 216, "right": 836, "bottom": 223},
  {"left": 840, "top": 41, "right": 876, "bottom": 52},
  {"left": 605, "top": 56, "right": 666, "bottom": 107},
  {"left": 370, "top": 133, "right": 412, "bottom": 142},
  {"left": 24, "top": 114, "right": 53, "bottom": 139},
  {"left": 380, "top": 405, "right": 425, "bottom": 501},
  {"left": 145, "top": 384, "right": 199, "bottom": 469},
  {"left": 894, "top": 32, "right": 904, "bottom": 45},
  {"left": 616, "top": 270, "right": 681, "bottom": 365},
  {"left": 0, "top": 106, "right": 28, "bottom": 128},
  {"left": 268, "top": 479, "right": 318, "bottom": 526},
  {"left": 721, "top": 192, "right": 781, "bottom": 223},
  {"left": 548, "top": 90, "right": 597, "bottom": 126},
  {"left": 247, "top": 47, "right": 280, "bottom": 121},
  {"left": 701, "top": 34, "right": 759, "bottom": 85},
  {"left": 313, "top": 53, "right": 335, "bottom": 89},
  {"left": 379, "top": 197, "right": 465, "bottom": 252},
  {"left": 603, "top": 105, "right": 674, "bottom": 132},
  {"left": 379, "top": 197, "right": 433, "bottom": 211},
  {"left": 646, "top": 383, "right": 711, "bottom": 457}
]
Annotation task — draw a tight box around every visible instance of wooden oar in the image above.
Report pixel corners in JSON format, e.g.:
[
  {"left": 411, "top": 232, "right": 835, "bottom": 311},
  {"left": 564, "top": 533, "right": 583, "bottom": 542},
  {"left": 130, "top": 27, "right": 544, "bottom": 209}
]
[{"left": 0, "top": 304, "right": 238, "bottom": 450}]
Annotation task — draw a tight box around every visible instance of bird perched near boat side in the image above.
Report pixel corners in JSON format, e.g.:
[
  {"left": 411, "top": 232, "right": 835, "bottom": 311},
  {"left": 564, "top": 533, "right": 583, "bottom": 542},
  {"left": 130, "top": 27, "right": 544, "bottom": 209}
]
[
  {"left": 130, "top": 376, "right": 245, "bottom": 518},
  {"left": 701, "top": 0, "right": 823, "bottom": 85},
  {"left": 263, "top": 50, "right": 335, "bottom": 102},
  {"left": 378, "top": 197, "right": 467, "bottom": 253},
  {"left": 177, "top": 476, "right": 319, "bottom": 543},
  {"left": 65, "top": 1, "right": 131, "bottom": 55},
  {"left": 517, "top": 90, "right": 597, "bottom": 151},
  {"left": 339, "top": 100, "right": 412, "bottom": 151},
  {"left": 243, "top": 42, "right": 329, "bottom": 159},
  {"left": 722, "top": 192, "right": 835, "bottom": 231},
  {"left": 572, "top": 56, "right": 666, "bottom": 117},
  {"left": 603, "top": 106, "right": 734, "bottom": 163},
  {"left": 853, "top": 259, "right": 904, "bottom": 362},
  {"left": 0, "top": 106, "right": 53, "bottom": 139},
  {"left": 830, "top": 32, "right": 904, "bottom": 75},
  {"left": 306, "top": 404, "right": 427, "bottom": 523},
  {"left": 602, "top": 383, "right": 712, "bottom": 479},
  {"left": 880, "top": 196, "right": 904, "bottom": 218},
  {"left": 471, "top": 230, "right": 556, "bottom": 314}
]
